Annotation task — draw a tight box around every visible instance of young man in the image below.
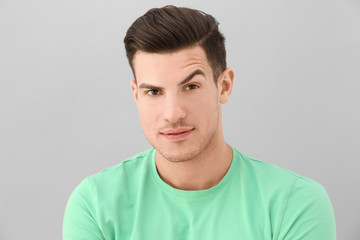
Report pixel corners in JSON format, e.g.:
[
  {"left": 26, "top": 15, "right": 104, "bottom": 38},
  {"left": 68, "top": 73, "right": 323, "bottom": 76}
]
[{"left": 63, "top": 6, "right": 336, "bottom": 239}]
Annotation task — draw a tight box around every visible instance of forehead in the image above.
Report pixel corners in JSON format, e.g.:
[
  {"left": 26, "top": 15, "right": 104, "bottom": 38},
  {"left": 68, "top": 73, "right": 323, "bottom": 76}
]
[{"left": 132, "top": 46, "right": 212, "bottom": 83}]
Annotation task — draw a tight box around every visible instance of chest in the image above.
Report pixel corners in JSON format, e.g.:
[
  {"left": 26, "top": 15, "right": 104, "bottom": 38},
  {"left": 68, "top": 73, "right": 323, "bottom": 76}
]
[{"left": 100, "top": 187, "right": 274, "bottom": 240}]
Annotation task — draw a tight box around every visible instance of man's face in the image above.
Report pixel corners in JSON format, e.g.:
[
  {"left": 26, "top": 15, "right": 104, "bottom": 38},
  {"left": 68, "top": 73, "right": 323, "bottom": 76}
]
[{"left": 131, "top": 46, "right": 230, "bottom": 163}]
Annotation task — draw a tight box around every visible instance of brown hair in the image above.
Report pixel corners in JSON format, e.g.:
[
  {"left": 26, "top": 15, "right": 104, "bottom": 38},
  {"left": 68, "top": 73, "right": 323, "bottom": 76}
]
[{"left": 124, "top": 5, "right": 226, "bottom": 82}]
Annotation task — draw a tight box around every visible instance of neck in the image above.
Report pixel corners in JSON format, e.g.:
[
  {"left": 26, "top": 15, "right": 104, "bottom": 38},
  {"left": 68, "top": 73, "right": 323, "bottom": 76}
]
[{"left": 155, "top": 137, "right": 233, "bottom": 191}]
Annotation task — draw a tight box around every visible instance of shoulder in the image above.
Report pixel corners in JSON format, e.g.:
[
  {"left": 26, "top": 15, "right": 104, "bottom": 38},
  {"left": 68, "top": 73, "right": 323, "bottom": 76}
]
[
  {"left": 90, "top": 148, "right": 153, "bottom": 182},
  {"left": 71, "top": 148, "right": 154, "bottom": 199},
  {"left": 63, "top": 149, "right": 154, "bottom": 239},
  {"left": 235, "top": 148, "right": 322, "bottom": 190},
  {"left": 233, "top": 148, "right": 333, "bottom": 214},
  {"left": 233, "top": 149, "right": 336, "bottom": 239}
]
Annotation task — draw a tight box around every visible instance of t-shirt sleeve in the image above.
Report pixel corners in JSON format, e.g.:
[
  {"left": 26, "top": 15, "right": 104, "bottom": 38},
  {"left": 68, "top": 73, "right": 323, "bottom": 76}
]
[
  {"left": 276, "top": 177, "right": 336, "bottom": 240},
  {"left": 63, "top": 178, "right": 105, "bottom": 240}
]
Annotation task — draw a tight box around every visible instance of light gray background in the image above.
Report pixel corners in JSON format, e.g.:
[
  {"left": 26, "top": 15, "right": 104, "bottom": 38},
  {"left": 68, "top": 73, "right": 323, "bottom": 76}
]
[{"left": 0, "top": 0, "right": 359, "bottom": 239}]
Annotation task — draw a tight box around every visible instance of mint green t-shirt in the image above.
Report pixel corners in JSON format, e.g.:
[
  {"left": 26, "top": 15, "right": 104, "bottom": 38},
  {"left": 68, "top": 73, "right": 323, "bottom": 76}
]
[{"left": 63, "top": 148, "right": 336, "bottom": 240}]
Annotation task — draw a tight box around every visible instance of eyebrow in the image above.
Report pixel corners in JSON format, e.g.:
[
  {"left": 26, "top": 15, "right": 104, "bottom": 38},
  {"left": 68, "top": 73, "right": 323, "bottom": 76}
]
[
  {"left": 138, "top": 69, "right": 206, "bottom": 90},
  {"left": 179, "top": 69, "right": 205, "bottom": 86}
]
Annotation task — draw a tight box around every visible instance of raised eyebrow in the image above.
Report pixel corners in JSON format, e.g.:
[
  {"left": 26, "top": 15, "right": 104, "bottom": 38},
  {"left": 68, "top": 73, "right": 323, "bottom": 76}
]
[{"left": 178, "top": 69, "right": 206, "bottom": 86}]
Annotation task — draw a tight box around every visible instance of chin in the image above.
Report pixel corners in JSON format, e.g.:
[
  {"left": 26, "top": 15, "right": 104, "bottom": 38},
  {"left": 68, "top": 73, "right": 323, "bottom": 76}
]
[
  {"left": 147, "top": 126, "right": 218, "bottom": 163},
  {"left": 155, "top": 142, "right": 208, "bottom": 163},
  {"left": 159, "top": 150, "right": 199, "bottom": 163}
]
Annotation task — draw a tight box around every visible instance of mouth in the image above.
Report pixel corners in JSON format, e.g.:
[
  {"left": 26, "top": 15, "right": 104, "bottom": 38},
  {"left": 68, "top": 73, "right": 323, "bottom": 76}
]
[{"left": 160, "top": 128, "right": 194, "bottom": 141}]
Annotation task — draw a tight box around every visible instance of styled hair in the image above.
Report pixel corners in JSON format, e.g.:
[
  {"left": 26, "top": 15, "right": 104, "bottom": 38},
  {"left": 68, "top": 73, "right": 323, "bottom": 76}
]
[{"left": 124, "top": 5, "right": 226, "bottom": 82}]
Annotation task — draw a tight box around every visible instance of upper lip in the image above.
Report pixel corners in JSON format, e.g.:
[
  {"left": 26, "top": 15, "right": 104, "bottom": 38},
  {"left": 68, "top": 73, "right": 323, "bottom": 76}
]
[{"left": 160, "top": 128, "right": 194, "bottom": 135}]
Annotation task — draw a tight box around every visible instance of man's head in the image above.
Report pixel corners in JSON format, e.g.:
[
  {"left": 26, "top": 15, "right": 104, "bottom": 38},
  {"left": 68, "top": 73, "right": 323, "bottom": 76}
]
[
  {"left": 125, "top": 6, "right": 234, "bottom": 163},
  {"left": 124, "top": 5, "right": 226, "bottom": 82}
]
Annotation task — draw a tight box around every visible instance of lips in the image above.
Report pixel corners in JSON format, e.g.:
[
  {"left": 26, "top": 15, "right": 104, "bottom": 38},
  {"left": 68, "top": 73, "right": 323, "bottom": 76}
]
[
  {"left": 161, "top": 128, "right": 193, "bottom": 134},
  {"left": 160, "top": 128, "right": 194, "bottom": 140}
]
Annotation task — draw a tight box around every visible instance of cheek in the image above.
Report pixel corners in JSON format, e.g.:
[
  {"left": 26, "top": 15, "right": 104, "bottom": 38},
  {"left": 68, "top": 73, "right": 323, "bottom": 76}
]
[
  {"left": 186, "top": 91, "right": 219, "bottom": 121},
  {"left": 138, "top": 104, "right": 159, "bottom": 129}
]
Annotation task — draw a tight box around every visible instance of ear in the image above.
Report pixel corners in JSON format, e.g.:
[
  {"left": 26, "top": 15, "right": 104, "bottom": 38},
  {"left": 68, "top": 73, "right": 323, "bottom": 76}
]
[
  {"left": 130, "top": 80, "right": 138, "bottom": 102},
  {"left": 217, "top": 67, "right": 234, "bottom": 104}
]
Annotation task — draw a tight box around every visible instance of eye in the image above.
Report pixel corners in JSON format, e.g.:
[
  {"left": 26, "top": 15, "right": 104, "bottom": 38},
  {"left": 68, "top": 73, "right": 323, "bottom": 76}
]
[
  {"left": 145, "top": 89, "right": 160, "bottom": 96},
  {"left": 185, "top": 84, "right": 199, "bottom": 90}
]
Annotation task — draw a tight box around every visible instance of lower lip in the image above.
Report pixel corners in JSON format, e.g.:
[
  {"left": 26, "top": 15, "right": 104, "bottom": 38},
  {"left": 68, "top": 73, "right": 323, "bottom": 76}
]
[{"left": 161, "top": 129, "right": 193, "bottom": 141}]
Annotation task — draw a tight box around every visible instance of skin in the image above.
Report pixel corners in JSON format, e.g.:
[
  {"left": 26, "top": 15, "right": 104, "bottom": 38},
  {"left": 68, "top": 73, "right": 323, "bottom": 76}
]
[{"left": 131, "top": 45, "right": 234, "bottom": 190}]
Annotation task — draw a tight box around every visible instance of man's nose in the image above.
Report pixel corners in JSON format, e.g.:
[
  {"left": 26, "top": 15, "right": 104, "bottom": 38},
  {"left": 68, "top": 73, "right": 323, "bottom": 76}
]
[{"left": 162, "top": 95, "right": 186, "bottom": 123}]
